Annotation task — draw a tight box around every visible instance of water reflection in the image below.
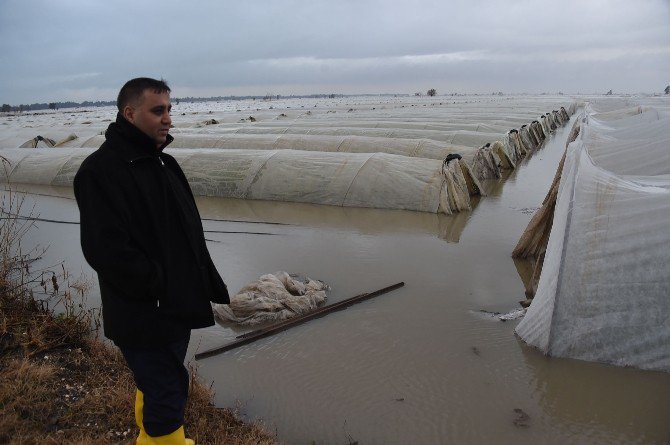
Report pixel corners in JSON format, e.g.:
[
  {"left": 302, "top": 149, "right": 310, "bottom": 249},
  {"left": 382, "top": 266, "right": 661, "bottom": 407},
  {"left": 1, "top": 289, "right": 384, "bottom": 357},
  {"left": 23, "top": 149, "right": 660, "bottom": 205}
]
[
  {"left": 195, "top": 195, "right": 475, "bottom": 243},
  {"left": 477, "top": 170, "right": 513, "bottom": 197},
  {"left": 4, "top": 183, "right": 476, "bottom": 245},
  {"left": 519, "top": 339, "right": 670, "bottom": 444}
]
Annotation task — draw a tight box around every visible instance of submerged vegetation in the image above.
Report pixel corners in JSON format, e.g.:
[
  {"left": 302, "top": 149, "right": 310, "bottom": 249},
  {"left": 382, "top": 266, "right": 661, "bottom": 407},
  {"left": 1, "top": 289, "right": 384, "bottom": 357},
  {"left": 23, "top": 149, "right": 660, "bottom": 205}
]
[{"left": 0, "top": 188, "right": 276, "bottom": 444}]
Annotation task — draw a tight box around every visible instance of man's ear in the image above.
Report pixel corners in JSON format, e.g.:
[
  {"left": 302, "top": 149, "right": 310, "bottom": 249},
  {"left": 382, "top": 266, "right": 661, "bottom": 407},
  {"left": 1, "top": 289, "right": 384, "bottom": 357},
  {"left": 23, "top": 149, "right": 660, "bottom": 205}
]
[{"left": 122, "top": 105, "right": 135, "bottom": 122}]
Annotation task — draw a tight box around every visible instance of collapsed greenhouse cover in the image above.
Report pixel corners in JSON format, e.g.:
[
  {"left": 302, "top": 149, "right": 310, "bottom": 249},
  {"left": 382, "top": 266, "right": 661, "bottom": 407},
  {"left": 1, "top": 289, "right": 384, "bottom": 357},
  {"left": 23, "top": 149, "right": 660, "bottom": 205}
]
[{"left": 515, "top": 98, "right": 670, "bottom": 373}]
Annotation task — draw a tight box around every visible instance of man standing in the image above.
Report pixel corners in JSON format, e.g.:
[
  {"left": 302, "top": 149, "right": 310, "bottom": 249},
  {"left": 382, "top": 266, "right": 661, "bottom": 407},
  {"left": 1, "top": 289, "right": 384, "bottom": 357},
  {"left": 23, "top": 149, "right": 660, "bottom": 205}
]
[{"left": 74, "top": 77, "right": 229, "bottom": 444}]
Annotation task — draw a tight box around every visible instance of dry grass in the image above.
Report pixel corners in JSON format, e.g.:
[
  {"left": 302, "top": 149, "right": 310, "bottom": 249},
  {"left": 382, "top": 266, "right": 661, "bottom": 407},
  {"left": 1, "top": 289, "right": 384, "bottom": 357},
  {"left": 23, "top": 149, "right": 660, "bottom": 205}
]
[{"left": 0, "top": 186, "right": 277, "bottom": 445}]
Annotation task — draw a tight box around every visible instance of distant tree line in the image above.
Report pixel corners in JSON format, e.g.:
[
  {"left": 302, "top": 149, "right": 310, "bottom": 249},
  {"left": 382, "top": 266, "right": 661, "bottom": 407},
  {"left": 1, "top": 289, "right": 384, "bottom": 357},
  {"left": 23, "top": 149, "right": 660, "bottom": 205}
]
[
  {"left": 0, "top": 93, "right": 356, "bottom": 113},
  {"left": 3, "top": 87, "right": 670, "bottom": 113},
  {"left": 177, "top": 93, "right": 345, "bottom": 103},
  {"left": 1, "top": 100, "right": 115, "bottom": 113}
]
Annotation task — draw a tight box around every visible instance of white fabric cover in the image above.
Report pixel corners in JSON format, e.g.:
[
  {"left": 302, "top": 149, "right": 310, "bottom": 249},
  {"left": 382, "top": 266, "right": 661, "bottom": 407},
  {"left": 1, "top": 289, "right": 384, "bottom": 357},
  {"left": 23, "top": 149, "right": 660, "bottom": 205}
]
[
  {"left": 516, "top": 100, "right": 670, "bottom": 372},
  {"left": 76, "top": 133, "right": 479, "bottom": 163},
  {"left": 0, "top": 147, "right": 469, "bottom": 214},
  {"left": 212, "top": 271, "right": 328, "bottom": 326},
  {"left": 0, "top": 97, "right": 577, "bottom": 214}
]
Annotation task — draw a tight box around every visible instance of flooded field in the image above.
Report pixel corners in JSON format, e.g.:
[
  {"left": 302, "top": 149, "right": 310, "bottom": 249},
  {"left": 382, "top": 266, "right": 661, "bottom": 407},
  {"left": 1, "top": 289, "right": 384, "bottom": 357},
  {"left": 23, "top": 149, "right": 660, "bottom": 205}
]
[{"left": 2, "top": 96, "right": 669, "bottom": 444}]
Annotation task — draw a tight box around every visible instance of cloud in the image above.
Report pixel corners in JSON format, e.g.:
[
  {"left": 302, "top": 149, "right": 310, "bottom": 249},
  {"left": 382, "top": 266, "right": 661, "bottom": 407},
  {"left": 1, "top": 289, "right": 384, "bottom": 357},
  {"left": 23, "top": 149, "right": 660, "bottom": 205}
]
[
  {"left": 1, "top": 0, "right": 669, "bottom": 102},
  {"left": 548, "top": 45, "right": 670, "bottom": 63},
  {"left": 44, "top": 72, "right": 102, "bottom": 85},
  {"left": 50, "top": 86, "right": 119, "bottom": 103},
  {"left": 249, "top": 51, "right": 497, "bottom": 70}
]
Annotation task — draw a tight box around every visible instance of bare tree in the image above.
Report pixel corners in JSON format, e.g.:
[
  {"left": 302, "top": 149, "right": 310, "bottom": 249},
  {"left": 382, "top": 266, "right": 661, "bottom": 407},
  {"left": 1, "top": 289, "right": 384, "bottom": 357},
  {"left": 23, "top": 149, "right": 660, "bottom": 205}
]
[{"left": 427, "top": 88, "right": 437, "bottom": 97}]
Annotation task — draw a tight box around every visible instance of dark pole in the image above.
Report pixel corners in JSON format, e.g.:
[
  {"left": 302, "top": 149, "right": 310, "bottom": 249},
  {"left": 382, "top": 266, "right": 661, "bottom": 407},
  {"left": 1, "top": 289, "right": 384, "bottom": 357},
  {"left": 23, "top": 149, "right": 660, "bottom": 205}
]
[{"left": 195, "top": 281, "right": 404, "bottom": 360}]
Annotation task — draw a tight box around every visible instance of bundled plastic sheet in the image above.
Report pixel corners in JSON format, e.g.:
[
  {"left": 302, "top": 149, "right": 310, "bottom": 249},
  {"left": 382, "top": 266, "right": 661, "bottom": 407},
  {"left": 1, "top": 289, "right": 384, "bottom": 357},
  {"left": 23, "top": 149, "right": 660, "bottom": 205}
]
[
  {"left": 515, "top": 100, "right": 670, "bottom": 372},
  {"left": 212, "top": 271, "right": 328, "bottom": 326},
  {"left": 18, "top": 136, "right": 55, "bottom": 148}
]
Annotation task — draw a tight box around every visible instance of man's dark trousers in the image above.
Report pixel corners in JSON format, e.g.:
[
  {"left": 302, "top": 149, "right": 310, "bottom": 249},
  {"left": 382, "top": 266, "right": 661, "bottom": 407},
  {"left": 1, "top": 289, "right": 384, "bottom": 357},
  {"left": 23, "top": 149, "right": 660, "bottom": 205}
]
[{"left": 120, "top": 333, "right": 191, "bottom": 436}]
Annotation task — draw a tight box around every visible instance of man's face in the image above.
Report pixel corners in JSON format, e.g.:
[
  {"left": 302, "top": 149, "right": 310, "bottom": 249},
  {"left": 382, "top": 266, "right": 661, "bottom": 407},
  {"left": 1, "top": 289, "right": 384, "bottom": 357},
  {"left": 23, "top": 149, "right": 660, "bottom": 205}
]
[{"left": 123, "top": 90, "right": 172, "bottom": 148}]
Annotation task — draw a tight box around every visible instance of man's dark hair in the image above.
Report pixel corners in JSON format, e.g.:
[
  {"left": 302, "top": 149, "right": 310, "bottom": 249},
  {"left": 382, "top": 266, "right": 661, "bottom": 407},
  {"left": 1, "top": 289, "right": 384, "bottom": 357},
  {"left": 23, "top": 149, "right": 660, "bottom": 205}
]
[{"left": 117, "top": 77, "right": 171, "bottom": 111}]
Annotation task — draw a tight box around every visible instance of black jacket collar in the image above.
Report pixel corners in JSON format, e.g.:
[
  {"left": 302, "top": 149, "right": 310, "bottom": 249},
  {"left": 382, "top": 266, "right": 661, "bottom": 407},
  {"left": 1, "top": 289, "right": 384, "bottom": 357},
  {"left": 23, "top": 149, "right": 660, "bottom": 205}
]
[{"left": 105, "top": 113, "right": 173, "bottom": 162}]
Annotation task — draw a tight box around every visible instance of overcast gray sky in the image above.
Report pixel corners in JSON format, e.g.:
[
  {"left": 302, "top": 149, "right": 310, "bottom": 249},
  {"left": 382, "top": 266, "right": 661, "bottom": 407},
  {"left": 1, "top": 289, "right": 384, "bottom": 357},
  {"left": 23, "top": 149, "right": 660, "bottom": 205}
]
[{"left": 1, "top": 0, "right": 669, "bottom": 104}]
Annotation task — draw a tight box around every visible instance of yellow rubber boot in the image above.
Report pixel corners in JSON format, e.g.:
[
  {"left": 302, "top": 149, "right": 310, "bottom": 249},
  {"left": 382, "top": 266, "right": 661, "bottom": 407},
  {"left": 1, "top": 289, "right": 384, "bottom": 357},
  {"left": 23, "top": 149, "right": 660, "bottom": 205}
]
[
  {"left": 135, "top": 389, "right": 149, "bottom": 444},
  {"left": 135, "top": 389, "right": 194, "bottom": 444},
  {"left": 142, "top": 426, "right": 195, "bottom": 444}
]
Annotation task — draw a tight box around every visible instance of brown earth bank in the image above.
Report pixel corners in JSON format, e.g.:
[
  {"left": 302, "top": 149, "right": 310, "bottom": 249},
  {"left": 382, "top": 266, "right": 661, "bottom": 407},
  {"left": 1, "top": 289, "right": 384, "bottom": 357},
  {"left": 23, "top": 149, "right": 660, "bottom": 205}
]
[
  {"left": 0, "top": 200, "right": 277, "bottom": 445},
  {"left": 0, "top": 277, "right": 277, "bottom": 445}
]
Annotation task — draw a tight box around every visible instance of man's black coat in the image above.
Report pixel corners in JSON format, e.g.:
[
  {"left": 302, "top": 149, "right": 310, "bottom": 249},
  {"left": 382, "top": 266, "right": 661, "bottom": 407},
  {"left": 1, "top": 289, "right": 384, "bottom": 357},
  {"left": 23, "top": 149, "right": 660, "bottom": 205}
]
[{"left": 74, "top": 114, "right": 229, "bottom": 348}]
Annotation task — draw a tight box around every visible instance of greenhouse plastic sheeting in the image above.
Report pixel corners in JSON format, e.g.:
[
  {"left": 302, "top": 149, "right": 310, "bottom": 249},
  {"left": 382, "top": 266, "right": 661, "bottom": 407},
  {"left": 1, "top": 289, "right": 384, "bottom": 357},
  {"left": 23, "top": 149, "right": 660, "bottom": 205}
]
[
  {"left": 515, "top": 100, "right": 670, "bottom": 372},
  {"left": 74, "top": 120, "right": 563, "bottom": 185},
  {"left": 0, "top": 96, "right": 577, "bottom": 214},
  {"left": 126, "top": 124, "right": 510, "bottom": 146},
  {"left": 225, "top": 120, "right": 514, "bottom": 133},
  {"left": 0, "top": 147, "right": 470, "bottom": 214},
  {"left": 175, "top": 149, "right": 469, "bottom": 213},
  {"left": 75, "top": 133, "right": 480, "bottom": 163},
  {"left": 220, "top": 126, "right": 508, "bottom": 147}
]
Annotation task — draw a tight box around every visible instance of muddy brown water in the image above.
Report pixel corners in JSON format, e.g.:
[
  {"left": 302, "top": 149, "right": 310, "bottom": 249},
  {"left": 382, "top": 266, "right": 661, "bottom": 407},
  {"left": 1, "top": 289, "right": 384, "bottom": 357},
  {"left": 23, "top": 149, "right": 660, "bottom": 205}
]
[{"left": 5, "top": 121, "right": 670, "bottom": 444}]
